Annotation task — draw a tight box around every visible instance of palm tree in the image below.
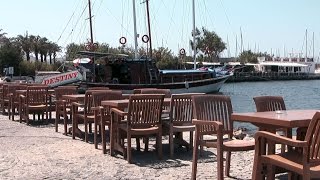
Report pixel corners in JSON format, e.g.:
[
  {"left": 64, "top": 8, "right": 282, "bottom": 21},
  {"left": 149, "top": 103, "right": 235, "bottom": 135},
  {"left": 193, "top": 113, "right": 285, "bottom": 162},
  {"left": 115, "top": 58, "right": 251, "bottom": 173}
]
[
  {"left": 30, "top": 35, "right": 41, "bottom": 61},
  {"left": 16, "top": 33, "right": 32, "bottom": 61},
  {"left": 51, "top": 43, "right": 61, "bottom": 64},
  {"left": 39, "top": 37, "right": 49, "bottom": 63}
]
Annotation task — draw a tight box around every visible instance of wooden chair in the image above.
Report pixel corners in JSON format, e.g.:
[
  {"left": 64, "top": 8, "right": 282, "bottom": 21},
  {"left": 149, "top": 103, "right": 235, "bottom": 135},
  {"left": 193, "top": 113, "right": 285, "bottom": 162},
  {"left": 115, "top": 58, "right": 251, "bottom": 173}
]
[
  {"left": 111, "top": 94, "right": 164, "bottom": 163},
  {"left": 164, "top": 93, "right": 203, "bottom": 158},
  {"left": 191, "top": 95, "right": 255, "bottom": 180},
  {"left": 253, "top": 112, "right": 320, "bottom": 180},
  {"left": 92, "top": 90, "right": 123, "bottom": 153},
  {"left": 8, "top": 84, "right": 27, "bottom": 121},
  {"left": 19, "top": 86, "right": 49, "bottom": 124},
  {"left": 253, "top": 96, "right": 288, "bottom": 153},
  {"left": 72, "top": 89, "right": 110, "bottom": 142},
  {"left": 253, "top": 96, "right": 286, "bottom": 112},
  {"left": 54, "top": 86, "right": 78, "bottom": 134}
]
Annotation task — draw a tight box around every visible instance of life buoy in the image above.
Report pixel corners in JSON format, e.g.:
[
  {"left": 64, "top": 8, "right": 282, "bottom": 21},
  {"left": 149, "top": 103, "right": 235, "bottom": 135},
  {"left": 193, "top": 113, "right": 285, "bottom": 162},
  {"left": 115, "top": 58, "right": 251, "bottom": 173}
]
[
  {"left": 142, "top": 35, "right": 149, "bottom": 43},
  {"left": 119, "top": 37, "right": 127, "bottom": 45},
  {"left": 179, "top": 48, "right": 186, "bottom": 55}
]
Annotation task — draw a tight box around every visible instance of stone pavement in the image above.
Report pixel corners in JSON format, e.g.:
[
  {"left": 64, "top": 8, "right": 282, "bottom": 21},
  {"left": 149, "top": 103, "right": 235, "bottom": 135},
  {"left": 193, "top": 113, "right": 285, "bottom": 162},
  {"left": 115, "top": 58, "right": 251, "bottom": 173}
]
[{"left": 0, "top": 114, "right": 285, "bottom": 179}]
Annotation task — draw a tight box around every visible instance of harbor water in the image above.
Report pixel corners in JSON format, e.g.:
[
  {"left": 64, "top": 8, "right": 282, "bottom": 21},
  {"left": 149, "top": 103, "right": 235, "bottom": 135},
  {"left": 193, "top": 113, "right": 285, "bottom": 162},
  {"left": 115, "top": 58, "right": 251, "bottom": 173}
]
[{"left": 219, "top": 80, "right": 320, "bottom": 134}]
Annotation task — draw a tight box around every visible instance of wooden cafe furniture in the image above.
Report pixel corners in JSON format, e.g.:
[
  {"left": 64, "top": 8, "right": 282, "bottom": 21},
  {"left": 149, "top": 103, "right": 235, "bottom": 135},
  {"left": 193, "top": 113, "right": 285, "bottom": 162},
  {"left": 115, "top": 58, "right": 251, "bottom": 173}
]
[
  {"left": 54, "top": 86, "right": 78, "bottom": 134},
  {"left": 191, "top": 95, "right": 255, "bottom": 180},
  {"left": 110, "top": 94, "right": 165, "bottom": 163},
  {"left": 19, "top": 85, "right": 49, "bottom": 124},
  {"left": 71, "top": 89, "right": 110, "bottom": 141},
  {"left": 231, "top": 109, "right": 318, "bottom": 179},
  {"left": 164, "top": 93, "right": 203, "bottom": 158},
  {"left": 253, "top": 111, "right": 320, "bottom": 180},
  {"left": 93, "top": 90, "right": 123, "bottom": 154}
]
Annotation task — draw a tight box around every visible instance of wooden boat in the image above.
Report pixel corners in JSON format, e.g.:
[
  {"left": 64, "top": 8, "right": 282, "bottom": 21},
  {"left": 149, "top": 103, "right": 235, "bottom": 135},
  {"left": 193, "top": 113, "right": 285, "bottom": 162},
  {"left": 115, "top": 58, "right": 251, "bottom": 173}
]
[{"left": 77, "top": 51, "right": 232, "bottom": 94}]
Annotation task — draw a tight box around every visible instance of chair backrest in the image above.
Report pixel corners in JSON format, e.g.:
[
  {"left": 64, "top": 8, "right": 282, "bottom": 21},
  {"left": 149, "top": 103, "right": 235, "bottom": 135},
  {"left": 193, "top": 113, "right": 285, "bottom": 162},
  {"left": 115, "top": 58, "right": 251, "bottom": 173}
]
[
  {"left": 92, "top": 90, "right": 123, "bottom": 107},
  {"left": 253, "top": 96, "right": 286, "bottom": 112},
  {"left": 127, "top": 94, "right": 164, "bottom": 128},
  {"left": 84, "top": 89, "right": 111, "bottom": 114},
  {"left": 26, "top": 86, "right": 49, "bottom": 105},
  {"left": 8, "top": 84, "right": 27, "bottom": 102},
  {"left": 170, "top": 93, "right": 204, "bottom": 125},
  {"left": 192, "top": 95, "right": 233, "bottom": 136},
  {"left": 140, "top": 88, "right": 171, "bottom": 98},
  {"left": 133, "top": 88, "right": 157, "bottom": 94},
  {"left": 54, "top": 86, "right": 78, "bottom": 100},
  {"left": 305, "top": 112, "right": 320, "bottom": 164}
]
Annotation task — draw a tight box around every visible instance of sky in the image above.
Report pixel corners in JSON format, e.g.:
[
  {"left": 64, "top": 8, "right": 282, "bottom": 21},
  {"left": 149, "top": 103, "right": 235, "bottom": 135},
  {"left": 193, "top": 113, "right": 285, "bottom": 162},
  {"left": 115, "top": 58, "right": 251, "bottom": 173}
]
[{"left": 1, "top": 0, "right": 320, "bottom": 59}]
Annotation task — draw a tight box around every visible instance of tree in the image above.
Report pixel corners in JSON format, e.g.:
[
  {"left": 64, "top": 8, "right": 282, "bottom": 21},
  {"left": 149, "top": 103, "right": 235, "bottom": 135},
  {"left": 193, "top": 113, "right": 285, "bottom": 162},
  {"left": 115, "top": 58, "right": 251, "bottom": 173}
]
[
  {"left": 30, "top": 35, "right": 41, "bottom": 61},
  {"left": 48, "top": 42, "right": 60, "bottom": 64},
  {"left": 39, "top": 37, "right": 49, "bottom": 62},
  {"left": 154, "top": 47, "right": 179, "bottom": 69},
  {"left": 195, "top": 27, "right": 226, "bottom": 62},
  {"left": 239, "top": 50, "right": 258, "bottom": 64},
  {"left": 65, "top": 43, "right": 83, "bottom": 61},
  {"left": 0, "top": 29, "right": 9, "bottom": 44},
  {"left": 0, "top": 40, "right": 23, "bottom": 75},
  {"left": 15, "top": 33, "right": 32, "bottom": 61}
]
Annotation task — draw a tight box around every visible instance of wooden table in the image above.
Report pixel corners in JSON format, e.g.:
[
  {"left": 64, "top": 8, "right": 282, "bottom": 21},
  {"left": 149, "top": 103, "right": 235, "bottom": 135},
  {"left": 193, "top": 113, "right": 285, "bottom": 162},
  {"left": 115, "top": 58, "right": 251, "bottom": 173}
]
[
  {"left": 101, "top": 98, "right": 171, "bottom": 155},
  {"left": 231, "top": 109, "right": 318, "bottom": 179},
  {"left": 231, "top": 109, "right": 317, "bottom": 129}
]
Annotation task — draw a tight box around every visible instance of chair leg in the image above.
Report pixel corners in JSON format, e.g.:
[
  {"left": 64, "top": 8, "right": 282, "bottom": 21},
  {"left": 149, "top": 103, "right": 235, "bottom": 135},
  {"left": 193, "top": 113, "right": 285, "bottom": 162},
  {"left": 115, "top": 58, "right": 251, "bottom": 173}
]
[
  {"left": 199, "top": 135, "right": 203, "bottom": 157},
  {"left": 225, "top": 151, "right": 231, "bottom": 177},
  {"left": 63, "top": 113, "right": 68, "bottom": 135},
  {"left": 266, "top": 165, "right": 275, "bottom": 180},
  {"left": 144, "top": 137, "right": 149, "bottom": 152},
  {"left": 191, "top": 131, "right": 199, "bottom": 180},
  {"left": 169, "top": 128, "right": 174, "bottom": 158},
  {"left": 136, "top": 138, "right": 140, "bottom": 151},
  {"left": 72, "top": 117, "right": 76, "bottom": 139},
  {"left": 217, "top": 147, "right": 224, "bottom": 180},
  {"left": 101, "top": 123, "right": 106, "bottom": 154},
  {"left": 189, "top": 131, "right": 193, "bottom": 150},
  {"left": 85, "top": 120, "right": 88, "bottom": 142},
  {"left": 157, "top": 131, "right": 162, "bottom": 160},
  {"left": 127, "top": 132, "right": 132, "bottom": 163},
  {"left": 94, "top": 120, "right": 98, "bottom": 149},
  {"left": 55, "top": 111, "right": 59, "bottom": 132}
]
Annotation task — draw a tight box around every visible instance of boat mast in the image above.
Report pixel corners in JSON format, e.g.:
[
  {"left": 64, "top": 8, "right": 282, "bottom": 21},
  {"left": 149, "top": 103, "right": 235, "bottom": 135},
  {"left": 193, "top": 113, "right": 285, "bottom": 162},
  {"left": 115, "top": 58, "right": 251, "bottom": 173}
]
[
  {"left": 313, "top": 32, "right": 315, "bottom": 59},
  {"left": 88, "top": 0, "right": 95, "bottom": 82},
  {"left": 192, "top": 0, "right": 196, "bottom": 69},
  {"left": 132, "top": 0, "right": 139, "bottom": 59},
  {"left": 305, "top": 29, "right": 308, "bottom": 61},
  {"left": 145, "top": 0, "right": 152, "bottom": 58}
]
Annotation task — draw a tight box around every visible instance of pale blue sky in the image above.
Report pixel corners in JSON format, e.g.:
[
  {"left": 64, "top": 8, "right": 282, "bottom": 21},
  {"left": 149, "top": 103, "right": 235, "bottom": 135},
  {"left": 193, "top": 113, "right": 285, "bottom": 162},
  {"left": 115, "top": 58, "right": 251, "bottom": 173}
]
[{"left": 1, "top": 0, "right": 319, "bottom": 58}]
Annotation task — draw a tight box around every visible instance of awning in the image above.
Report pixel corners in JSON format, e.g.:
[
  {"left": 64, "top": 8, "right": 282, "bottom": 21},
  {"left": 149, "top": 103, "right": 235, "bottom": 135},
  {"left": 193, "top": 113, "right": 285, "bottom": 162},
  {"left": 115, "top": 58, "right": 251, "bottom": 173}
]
[
  {"left": 76, "top": 51, "right": 129, "bottom": 58},
  {"left": 260, "top": 62, "right": 308, "bottom": 67}
]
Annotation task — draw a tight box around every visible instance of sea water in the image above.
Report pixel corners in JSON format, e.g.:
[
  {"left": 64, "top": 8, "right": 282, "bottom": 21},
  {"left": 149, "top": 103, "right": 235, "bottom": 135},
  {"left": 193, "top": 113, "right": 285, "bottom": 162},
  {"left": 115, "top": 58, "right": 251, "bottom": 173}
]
[{"left": 219, "top": 80, "right": 320, "bottom": 134}]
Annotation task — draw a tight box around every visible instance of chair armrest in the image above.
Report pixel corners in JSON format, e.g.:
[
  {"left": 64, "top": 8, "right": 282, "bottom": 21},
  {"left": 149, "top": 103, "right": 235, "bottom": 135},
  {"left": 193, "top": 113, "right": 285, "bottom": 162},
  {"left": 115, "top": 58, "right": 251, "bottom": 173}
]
[
  {"left": 111, "top": 108, "right": 127, "bottom": 117},
  {"left": 71, "top": 102, "right": 83, "bottom": 107},
  {"left": 192, "top": 119, "right": 223, "bottom": 129},
  {"left": 255, "top": 131, "right": 308, "bottom": 148}
]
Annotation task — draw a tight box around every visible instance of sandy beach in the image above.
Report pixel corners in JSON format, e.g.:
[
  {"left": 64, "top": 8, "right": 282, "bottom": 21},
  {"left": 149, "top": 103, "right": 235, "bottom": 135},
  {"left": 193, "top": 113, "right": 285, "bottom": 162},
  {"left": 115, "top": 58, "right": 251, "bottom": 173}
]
[{"left": 0, "top": 114, "right": 287, "bottom": 179}]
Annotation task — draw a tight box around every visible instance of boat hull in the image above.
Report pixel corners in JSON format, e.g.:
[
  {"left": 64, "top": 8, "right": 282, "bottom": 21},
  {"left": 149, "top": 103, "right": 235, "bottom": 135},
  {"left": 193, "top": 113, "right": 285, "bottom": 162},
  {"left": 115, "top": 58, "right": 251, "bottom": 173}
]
[{"left": 81, "top": 75, "right": 231, "bottom": 94}]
